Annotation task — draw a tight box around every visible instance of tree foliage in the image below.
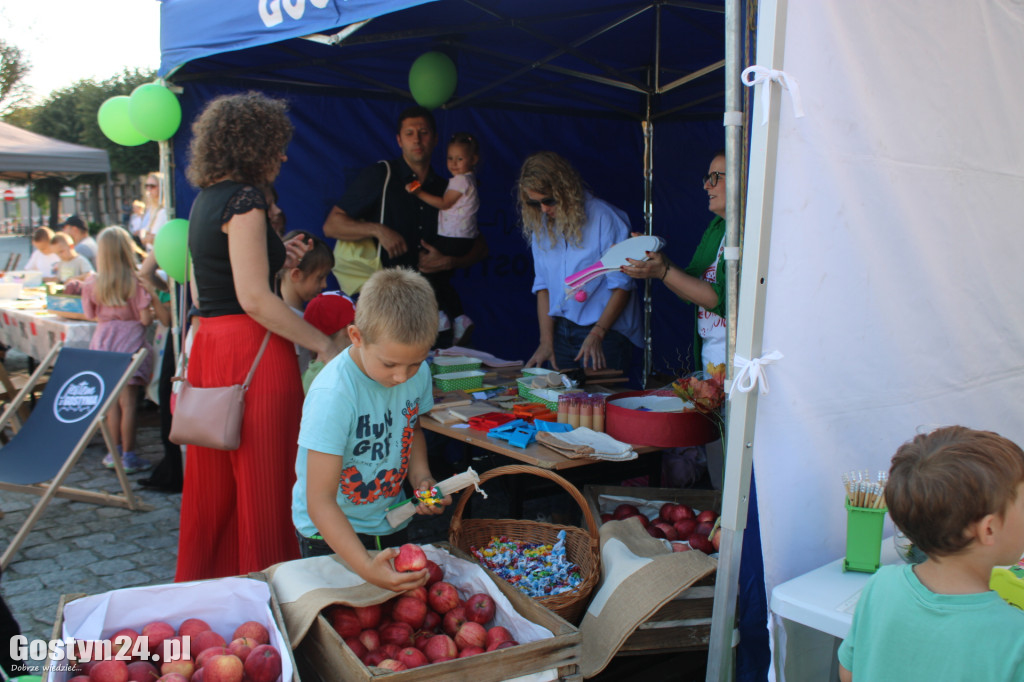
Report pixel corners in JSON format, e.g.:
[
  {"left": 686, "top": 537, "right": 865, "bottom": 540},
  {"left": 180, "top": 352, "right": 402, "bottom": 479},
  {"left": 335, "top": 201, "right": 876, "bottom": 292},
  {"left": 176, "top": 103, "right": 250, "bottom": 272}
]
[{"left": 0, "top": 38, "right": 30, "bottom": 116}]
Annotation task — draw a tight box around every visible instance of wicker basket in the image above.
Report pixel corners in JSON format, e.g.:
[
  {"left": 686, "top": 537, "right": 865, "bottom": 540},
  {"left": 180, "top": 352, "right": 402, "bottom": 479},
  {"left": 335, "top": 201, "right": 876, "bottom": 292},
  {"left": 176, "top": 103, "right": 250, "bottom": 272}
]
[{"left": 449, "top": 464, "right": 601, "bottom": 624}]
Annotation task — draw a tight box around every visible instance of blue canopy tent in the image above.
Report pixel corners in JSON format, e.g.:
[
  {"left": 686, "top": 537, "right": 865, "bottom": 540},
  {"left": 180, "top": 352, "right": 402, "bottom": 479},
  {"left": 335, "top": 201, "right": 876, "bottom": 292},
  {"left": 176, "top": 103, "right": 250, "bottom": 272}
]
[{"left": 159, "top": 1, "right": 765, "bottom": 678}]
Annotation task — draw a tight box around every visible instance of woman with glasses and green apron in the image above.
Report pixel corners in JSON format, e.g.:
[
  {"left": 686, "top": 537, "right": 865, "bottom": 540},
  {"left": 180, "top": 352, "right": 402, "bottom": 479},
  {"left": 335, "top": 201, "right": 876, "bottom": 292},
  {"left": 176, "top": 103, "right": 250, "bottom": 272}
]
[
  {"left": 622, "top": 150, "right": 728, "bottom": 373},
  {"left": 518, "top": 151, "right": 643, "bottom": 374}
]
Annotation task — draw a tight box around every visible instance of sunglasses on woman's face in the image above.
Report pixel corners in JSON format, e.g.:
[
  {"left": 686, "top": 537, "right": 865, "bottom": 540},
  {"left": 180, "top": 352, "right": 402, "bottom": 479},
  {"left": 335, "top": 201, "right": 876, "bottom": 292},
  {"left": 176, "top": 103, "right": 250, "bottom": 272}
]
[
  {"left": 145, "top": 183, "right": 159, "bottom": 188},
  {"left": 525, "top": 196, "right": 558, "bottom": 208},
  {"left": 702, "top": 171, "right": 725, "bottom": 187}
]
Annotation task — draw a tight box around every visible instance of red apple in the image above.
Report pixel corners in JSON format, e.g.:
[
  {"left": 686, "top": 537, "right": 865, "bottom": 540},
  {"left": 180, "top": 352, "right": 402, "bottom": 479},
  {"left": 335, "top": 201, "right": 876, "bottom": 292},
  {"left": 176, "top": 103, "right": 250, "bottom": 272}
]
[
  {"left": 454, "top": 621, "right": 487, "bottom": 650},
  {"left": 363, "top": 649, "right": 388, "bottom": 667},
  {"left": 688, "top": 533, "right": 714, "bottom": 553},
  {"left": 380, "top": 643, "right": 402, "bottom": 660},
  {"left": 242, "top": 644, "right": 282, "bottom": 682},
  {"left": 192, "top": 669, "right": 206, "bottom": 682},
  {"left": 600, "top": 513, "right": 613, "bottom": 524},
  {"left": 423, "top": 634, "right": 458, "bottom": 662},
  {"left": 442, "top": 606, "right": 467, "bottom": 637},
  {"left": 675, "top": 504, "right": 696, "bottom": 521},
  {"left": 397, "top": 646, "right": 429, "bottom": 669},
  {"left": 424, "top": 560, "right": 444, "bottom": 586},
  {"left": 696, "top": 509, "right": 718, "bottom": 524},
  {"left": 464, "top": 593, "right": 496, "bottom": 625},
  {"left": 391, "top": 595, "right": 427, "bottom": 629},
  {"left": 160, "top": 659, "right": 195, "bottom": 680},
  {"left": 405, "top": 586, "right": 428, "bottom": 603},
  {"left": 674, "top": 519, "right": 698, "bottom": 539},
  {"left": 486, "top": 639, "right": 519, "bottom": 651},
  {"left": 647, "top": 525, "right": 666, "bottom": 539},
  {"left": 659, "top": 502, "right": 680, "bottom": 523},
  {"left": 423, "top": 610, "right": 441, "bottom": 632},
  {"left": 380, "top": 621, "right": 414, "bottom": 648},
  {"left": 232, "top": 621, "right": 270, "bottom": 646},
  {"left": 653, "top": 522, "right": 678, "bottom": 541},
  {"left": 412, "top": 630, "right": 433, "bottom": 651},
  {"left": 195, "top": 647, "right": 232, "bottom": 669},
  {"left": 377, "top": 659, "right": 408, "bottom": 671},
  {"left": 177, "top": 618, "right": 211, "bottom": 639},
  {"left": 227, "top": 637, "right": 257, "bottom": 663},
  {"left": 192, "top": 630, "right": 227, "bottom": 655},
  {"left": 141, "top": 622, "right": 175, "bottom": 656},
  {"left": 156, "top": 675, "right": 189, "bottom": 682},
  {"left": 358, "top": 629, "right": 380, "bottom": 652},
  {"left": 696, "top": 521, "right": 715, "bottom": 537},
  {"left": 485, "top": 626, "right": 514, "bottom": 649},
  {"left": 327, "top": 606, "right": 362, "bottom": 639},
  {"left": 428, "top": 581, "right": 461, "bottom": 614},
  {"left": 110, "top": 628, "right": 140, "bottom": 659},
  {"left": 343, "top": 637, "right": 367, "bottom": 661},
  {"left": 671, "top": 541, "right": 692, "bottom": 552},
  {"left": 125, "top": 661, "right": 159, "bottom": 682},
  {"left": 354, "top": 603, "right": 382, "bottom": 629},
  {"left": 458, "top": 646, "right": 485, "bottom": 658},
  {"left": 161, "top": 636, "right": 187, "bottom": 663},
  {"left": 393, "top": 544, "right": 428, "bottom": 572},
  {"left": 204, "top": 654, "right": 244, "bottom": 682},
  {"left": 612, "top": 503, "right": 640, "bottom": 520}
]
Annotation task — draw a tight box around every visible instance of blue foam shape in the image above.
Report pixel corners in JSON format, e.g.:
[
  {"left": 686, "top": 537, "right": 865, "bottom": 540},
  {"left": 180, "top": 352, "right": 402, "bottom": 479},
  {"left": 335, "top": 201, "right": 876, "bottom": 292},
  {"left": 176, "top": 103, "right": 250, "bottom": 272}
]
[{"left": 534, "top": 420, "right": 573, "bottom": 433}]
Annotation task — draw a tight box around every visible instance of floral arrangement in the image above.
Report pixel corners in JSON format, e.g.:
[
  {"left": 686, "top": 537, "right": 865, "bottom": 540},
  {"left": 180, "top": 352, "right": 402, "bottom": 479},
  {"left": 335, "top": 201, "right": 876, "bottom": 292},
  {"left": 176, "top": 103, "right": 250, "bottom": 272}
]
[{"left": 671, "top": 362, "right": 726, "bottom": 413}]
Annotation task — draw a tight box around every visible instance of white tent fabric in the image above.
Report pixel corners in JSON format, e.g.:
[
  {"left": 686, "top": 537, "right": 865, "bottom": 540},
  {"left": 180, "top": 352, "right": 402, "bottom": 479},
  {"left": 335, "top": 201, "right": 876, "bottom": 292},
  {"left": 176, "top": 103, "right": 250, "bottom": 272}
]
[
  {"left": 0, "top": 121, "right": 110, "bottom": 180},
  {"left": 748, "top": 0, "right": 1024, "bottom": 662}
]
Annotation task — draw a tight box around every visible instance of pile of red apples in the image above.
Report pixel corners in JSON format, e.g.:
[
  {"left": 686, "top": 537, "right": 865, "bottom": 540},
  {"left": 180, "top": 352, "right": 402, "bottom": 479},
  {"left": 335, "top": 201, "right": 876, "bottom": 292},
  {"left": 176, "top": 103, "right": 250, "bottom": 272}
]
[
  {"left": 326, "top": 545, "right": 519, "bottom": 672},
  {"left": 69, "top": 618, "right": 282, "bottom": 682},
  {"left": 601, "top": 502, "right": 721, "bottom": 553}
]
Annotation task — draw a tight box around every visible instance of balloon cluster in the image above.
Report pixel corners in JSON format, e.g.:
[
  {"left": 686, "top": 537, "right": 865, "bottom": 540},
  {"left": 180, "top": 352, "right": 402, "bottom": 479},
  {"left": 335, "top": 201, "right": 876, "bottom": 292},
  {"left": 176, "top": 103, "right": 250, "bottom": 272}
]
[
  {"left": 97, "top": 83, "right": 181, "bottom": 147},
  {"left": 408, "top": 52, "right": 457, "bottom": 109}
]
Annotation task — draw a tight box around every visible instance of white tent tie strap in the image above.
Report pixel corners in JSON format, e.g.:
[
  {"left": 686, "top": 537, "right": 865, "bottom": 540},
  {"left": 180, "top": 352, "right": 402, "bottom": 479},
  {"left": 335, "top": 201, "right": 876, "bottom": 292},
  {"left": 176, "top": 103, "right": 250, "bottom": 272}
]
[
  {"left": 741, "top": 65, "right": 805, "bottom": 125},
  {"left": 729, "top": 350, "right": 784, "bottom": 397}
]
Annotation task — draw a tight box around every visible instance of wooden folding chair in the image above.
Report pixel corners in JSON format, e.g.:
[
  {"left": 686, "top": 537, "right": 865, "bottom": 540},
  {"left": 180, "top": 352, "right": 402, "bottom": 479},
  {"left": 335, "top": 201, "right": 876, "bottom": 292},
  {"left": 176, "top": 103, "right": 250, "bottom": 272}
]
[
  {"left": 0, "top": 343, "right": 152, "bottom": 569},
  {"left": 2, "top": 253, "right": 20, "bottom": 271}
]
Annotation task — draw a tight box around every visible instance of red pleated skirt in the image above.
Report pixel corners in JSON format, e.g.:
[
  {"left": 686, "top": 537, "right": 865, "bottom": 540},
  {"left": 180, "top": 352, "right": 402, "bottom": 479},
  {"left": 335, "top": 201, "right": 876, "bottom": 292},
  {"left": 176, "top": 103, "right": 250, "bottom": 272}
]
[{"left": 175, "top": 314, "right": 302, "bottom": 581}]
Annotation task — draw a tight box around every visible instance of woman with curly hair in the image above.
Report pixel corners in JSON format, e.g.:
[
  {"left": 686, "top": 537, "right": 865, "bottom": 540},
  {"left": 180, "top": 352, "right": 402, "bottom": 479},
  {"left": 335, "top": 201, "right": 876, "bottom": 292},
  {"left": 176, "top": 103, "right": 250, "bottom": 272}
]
[
  {"left": 176, "top": 91, "right": 345, "bottom": 581},
  {"left": 518, "top": 151, "right": 642, "bottom": 372}
]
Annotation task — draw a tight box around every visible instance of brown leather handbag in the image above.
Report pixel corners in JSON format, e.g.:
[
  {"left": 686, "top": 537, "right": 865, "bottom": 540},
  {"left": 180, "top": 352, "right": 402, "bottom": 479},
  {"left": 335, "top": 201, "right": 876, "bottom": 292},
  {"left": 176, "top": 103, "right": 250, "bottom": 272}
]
[{"left": 169, "top": 331, "right": 270, "bottom": 451}]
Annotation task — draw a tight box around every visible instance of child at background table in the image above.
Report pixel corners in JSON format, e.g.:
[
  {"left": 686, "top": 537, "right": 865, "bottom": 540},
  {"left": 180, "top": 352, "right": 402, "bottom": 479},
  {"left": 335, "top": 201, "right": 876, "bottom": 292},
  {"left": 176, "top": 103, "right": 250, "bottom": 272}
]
[
  {"left": 24, "top": 227, "right": 59, "bottom": 276},
  {"left": 407, "top": 132, "right": 481, "bottom": 344},
  {"left": 280, "top": 230, "right": 334, "bottom": 374},
  {"left": 301, "top": 290, "right": 355, "bottom": 392},
  {"left": 838, "top": 425, "right": 1024, "bottom": 681},
  {"left": 81, "top": 227, "right": 155, "bottom": 474},
  {"left": 292, "top": 268, "right": 450, "bottom": 591},
  {"left": 49, "top": 232, "right": 94, "bottom": 283}
]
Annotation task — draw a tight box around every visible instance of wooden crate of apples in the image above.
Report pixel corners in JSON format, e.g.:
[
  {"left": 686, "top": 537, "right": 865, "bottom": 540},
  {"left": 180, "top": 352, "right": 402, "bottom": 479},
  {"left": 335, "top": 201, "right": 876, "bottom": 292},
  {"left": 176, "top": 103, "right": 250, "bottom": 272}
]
[{"left": 302, "top": 543, "right": 580, "bottom": 680}]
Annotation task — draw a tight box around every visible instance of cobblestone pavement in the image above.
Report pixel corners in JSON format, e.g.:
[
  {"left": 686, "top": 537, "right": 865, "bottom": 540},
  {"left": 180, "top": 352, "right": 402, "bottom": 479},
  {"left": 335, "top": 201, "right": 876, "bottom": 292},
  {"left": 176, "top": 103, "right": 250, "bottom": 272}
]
[{"left": 0, "top": 403, "right": 178, "bottom": 642}]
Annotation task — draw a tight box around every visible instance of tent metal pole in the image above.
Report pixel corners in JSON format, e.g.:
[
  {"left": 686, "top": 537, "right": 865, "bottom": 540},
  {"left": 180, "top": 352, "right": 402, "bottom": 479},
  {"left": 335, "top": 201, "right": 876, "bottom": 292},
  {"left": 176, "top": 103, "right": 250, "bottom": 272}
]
[{"left": 706, "top": 0, "right": 788, "bottom": 680}]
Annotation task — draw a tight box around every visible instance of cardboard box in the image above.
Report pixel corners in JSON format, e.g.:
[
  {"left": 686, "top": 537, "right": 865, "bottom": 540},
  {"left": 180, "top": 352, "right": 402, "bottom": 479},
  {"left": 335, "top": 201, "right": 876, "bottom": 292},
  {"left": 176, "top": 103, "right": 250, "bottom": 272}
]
[
  {"left": 47, "top": 574, "right": 297, "bottom": 682},
  {"left": 293, "top": 545, "right": 580, "bottom": 681},
  {"left": 583, "top": 485, "right": 721, "bottom": 654}
]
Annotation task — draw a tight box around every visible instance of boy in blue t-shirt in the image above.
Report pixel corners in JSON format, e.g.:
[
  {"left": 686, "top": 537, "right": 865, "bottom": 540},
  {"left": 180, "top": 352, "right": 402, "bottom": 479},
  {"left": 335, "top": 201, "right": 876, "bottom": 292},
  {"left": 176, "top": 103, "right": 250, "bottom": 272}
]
[
  {"left": 838, "top": 426, "right": 1024, "bottom": 682},
  {"left": 292, "top": 268, "right": 450, "bottom": 592}
]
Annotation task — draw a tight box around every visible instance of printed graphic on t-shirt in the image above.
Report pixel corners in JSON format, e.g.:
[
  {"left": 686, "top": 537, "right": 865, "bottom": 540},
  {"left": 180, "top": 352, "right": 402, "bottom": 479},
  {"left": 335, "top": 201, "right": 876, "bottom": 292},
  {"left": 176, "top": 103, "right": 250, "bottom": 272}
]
[{"left": 338, "top": 400, "right": 419, "bottom": 504}]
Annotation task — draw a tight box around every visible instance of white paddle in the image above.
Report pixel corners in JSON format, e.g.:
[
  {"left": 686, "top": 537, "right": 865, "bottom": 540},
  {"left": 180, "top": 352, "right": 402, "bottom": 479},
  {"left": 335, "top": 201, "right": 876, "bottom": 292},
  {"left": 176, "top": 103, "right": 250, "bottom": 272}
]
[{"left": 565, "top": 235, "right": 665, "bottom": 294}]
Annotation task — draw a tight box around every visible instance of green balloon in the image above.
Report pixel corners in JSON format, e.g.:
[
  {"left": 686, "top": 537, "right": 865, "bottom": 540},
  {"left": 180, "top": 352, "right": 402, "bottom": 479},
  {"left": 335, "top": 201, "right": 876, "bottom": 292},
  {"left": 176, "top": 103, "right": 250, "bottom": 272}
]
[
  {"left": 129, "top": 83, "right": 182, "bottom": 141},
  {"left": 408, "top": 51, "right": 457, "bottom": 109},
  {"left": 97, "top": 96, "right": 149, "bottom": 146},
  {"left": 153, "top": 218, "right": 191, "bottom": 283}
]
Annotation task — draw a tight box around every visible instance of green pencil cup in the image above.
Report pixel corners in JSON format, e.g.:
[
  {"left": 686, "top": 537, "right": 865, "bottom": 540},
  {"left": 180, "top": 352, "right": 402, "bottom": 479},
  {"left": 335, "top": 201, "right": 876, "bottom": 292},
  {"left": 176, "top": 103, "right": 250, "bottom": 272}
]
[{"left": 844, "top": 501, "right": 887, "bottom": 573}]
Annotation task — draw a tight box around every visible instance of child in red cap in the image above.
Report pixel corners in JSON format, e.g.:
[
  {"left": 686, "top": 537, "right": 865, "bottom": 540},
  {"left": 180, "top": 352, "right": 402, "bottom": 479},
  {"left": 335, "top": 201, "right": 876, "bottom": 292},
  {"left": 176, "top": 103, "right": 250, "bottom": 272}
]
[{"left": 302, "top": 291, "right": 356, "bottom": 392}]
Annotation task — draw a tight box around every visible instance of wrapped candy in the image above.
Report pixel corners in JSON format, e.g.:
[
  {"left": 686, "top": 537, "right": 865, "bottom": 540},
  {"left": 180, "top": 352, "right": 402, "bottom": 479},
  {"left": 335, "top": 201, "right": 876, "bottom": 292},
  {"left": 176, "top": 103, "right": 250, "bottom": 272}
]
[{"left": 470, "top": 531, "right": 582, "bottom": 598}]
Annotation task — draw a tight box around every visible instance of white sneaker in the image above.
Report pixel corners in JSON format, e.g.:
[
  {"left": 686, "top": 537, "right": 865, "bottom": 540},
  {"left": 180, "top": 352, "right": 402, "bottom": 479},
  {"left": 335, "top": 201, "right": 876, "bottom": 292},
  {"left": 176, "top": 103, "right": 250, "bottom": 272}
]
[
  {"left": 453, "top": 315, "right": 474, "bottom": 344},
  {"left": 438, "top": 311, "right": 452, "bottom": 332}
]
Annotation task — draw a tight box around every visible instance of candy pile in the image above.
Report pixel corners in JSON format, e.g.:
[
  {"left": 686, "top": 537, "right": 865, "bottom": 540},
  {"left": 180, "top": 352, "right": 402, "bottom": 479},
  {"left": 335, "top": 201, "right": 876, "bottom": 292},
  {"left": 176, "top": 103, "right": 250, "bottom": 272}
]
[
  {"left": 414, "top": 485, "right": 444, "bottom": 508},
  {"left": 470, "top": 531, "right": 582, "bottom": 598}
]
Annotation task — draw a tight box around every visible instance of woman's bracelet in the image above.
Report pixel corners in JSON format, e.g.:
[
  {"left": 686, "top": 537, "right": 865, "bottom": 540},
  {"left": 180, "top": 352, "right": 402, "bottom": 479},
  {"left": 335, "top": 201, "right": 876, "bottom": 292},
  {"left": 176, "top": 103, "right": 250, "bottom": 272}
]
[{"left": 661, "top": 264, "right": 671, "bottom": 281}]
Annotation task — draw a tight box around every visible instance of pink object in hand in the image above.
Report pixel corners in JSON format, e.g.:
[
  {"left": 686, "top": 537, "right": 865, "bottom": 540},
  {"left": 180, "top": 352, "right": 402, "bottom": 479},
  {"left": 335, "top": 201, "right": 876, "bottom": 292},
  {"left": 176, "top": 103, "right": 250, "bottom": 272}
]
[{"left": 574, "top": 290, "right": 587, "bottom": 302}]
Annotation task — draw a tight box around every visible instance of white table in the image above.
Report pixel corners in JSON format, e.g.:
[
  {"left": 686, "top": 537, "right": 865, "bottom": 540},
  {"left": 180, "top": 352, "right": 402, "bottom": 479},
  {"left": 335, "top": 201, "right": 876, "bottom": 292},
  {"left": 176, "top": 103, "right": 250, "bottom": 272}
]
[
  {"left": 769, "top": 538, "right": 901, "bottom": 681},
  {"left": 0, "top": 297, "right": 95, "bottom": 358}
]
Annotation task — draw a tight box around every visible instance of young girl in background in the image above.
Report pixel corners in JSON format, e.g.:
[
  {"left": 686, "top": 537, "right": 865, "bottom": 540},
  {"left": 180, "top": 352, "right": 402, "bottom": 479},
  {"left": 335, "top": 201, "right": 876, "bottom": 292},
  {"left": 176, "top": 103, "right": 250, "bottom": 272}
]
[
  {"left": 280, "top": 230, "right": 334, "bottom": 374},
  {"left": 82, "top": 226, "right": 156, "bottom": 474},
  {"left": 408, "top": 132, "right": 480, "bottom": 344}
]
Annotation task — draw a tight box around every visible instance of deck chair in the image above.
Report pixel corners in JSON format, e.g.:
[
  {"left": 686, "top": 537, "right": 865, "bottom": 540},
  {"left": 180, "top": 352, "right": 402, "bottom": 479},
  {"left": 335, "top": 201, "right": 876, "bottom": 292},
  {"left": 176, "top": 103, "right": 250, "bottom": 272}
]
[
  {"left": 2, "top": 253, "right": 20, "bottom": 271},
  {"left": 0, "top": 343, "right": 152, "bottom": 569}
]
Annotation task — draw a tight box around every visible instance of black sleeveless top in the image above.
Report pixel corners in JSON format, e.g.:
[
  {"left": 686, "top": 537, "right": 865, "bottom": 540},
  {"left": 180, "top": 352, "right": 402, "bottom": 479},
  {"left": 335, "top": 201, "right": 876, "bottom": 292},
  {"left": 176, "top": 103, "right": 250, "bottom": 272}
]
[{"left": 188, "top": 181, "right": 285, "bottom": 317}]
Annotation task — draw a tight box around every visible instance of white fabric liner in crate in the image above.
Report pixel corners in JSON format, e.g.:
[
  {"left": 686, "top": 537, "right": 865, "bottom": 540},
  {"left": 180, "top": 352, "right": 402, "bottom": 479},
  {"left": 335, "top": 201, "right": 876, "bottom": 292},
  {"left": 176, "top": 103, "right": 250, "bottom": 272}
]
[
  {"left": 608, "top": 394, "right": 694, "bottom": 412},
  {"left": 51, "top": 576, "right": 293, "bottom": 682}
]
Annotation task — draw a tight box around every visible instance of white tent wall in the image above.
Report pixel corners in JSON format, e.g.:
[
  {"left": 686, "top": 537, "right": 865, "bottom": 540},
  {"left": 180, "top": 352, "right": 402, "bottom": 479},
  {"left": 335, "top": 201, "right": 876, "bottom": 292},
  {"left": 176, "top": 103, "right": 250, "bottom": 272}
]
[{"left": 741, "top": 0, "right": 1024, "bottom": 674}]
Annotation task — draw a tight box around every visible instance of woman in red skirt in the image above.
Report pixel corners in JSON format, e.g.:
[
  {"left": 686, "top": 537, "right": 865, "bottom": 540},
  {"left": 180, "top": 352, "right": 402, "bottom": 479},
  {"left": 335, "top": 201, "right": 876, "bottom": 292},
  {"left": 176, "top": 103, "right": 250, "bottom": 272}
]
[{"left": 176, "top": 92, "right": 345, "bottom": 581}]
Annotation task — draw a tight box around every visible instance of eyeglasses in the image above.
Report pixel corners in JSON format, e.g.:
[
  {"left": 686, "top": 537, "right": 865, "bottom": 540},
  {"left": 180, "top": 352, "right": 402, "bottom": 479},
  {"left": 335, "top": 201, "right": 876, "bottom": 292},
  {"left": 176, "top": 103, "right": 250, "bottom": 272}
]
[
  {"left": 145, "top": 183, "right": 159, "bottom": 188},
  {"left": 525, "top": 197, "right": 558, "bottom": 208},
  {"left": 702, "top": 171, "right": 725, "bottom": 187}
]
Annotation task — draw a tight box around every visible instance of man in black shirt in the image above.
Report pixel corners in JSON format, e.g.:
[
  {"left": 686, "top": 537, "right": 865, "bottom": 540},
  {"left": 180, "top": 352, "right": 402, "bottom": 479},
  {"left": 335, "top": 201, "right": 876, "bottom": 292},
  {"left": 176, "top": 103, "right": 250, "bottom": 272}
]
[{"left": 323, "top": 107, "right": 487, "bottom": 345}]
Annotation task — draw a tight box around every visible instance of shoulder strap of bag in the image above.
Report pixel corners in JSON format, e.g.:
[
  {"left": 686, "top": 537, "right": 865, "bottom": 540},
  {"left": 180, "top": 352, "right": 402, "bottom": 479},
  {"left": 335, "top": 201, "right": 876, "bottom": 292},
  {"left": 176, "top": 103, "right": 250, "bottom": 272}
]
[
  {"left": 376, "top": 160, "right": 391, "bottom": 261},
  {"left": 242, "top": 331, "right": 273, "bottom": 390}
]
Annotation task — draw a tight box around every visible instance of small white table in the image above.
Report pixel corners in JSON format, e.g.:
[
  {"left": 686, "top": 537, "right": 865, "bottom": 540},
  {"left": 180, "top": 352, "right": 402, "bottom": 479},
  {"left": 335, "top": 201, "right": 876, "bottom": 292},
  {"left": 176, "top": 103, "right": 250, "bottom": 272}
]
[
  {"left": 769, "top": 538, "right": 901, "bottom": 681},
  {"left": 0, "top": 298, "right": 95, "bottom": 358}
]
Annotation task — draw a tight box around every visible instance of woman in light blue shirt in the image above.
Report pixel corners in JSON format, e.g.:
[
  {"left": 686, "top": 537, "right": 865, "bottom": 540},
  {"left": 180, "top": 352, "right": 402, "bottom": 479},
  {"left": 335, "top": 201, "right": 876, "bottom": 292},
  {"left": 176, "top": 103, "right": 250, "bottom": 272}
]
[{"left": 517, "top": 151, "right": 642, "bottom": 373}]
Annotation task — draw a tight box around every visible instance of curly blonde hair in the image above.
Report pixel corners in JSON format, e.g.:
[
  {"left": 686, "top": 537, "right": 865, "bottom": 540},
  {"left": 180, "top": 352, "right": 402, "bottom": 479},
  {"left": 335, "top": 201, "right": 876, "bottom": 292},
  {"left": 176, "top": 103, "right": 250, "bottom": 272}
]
[
  {"left": 185, "top": 92, "right": 293, "bottom": 189},
  {"left": 95, "top": 226, "right": 145, "bottom": 307},
  {"left": 517, "top": 151, "right": 589, "bottom": 248}
]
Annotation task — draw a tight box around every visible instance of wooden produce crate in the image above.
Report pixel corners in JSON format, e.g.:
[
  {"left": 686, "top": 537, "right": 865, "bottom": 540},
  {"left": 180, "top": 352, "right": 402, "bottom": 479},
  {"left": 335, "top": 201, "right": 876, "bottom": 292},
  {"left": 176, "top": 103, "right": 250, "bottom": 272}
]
[
  {"left": 48, "top": 573, "right": 297, "bottom": 682},
  {"left": 295, "top": 545, "right": 581, "bottom": 681},
  {"left": 583, "top": 485, "right": 722, "bottom": 654}
]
